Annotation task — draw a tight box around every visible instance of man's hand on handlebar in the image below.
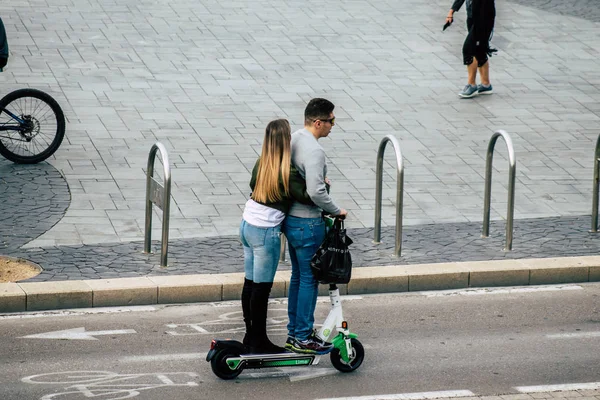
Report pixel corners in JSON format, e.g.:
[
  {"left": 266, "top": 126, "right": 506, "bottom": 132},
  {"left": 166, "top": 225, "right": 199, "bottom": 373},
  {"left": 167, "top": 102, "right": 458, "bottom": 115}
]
[
  {"left": 323, "top": 209, "right": 348, "bottom": 223},
  {"left": 335, "top": 209, "right": 348, "bottom": 219}
]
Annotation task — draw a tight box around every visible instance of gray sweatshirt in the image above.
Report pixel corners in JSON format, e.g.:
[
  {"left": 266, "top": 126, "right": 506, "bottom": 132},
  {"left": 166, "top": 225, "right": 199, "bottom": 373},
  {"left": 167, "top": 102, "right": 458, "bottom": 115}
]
[{"left": 288, "top": 128, "right": 342, "bottom": 218}]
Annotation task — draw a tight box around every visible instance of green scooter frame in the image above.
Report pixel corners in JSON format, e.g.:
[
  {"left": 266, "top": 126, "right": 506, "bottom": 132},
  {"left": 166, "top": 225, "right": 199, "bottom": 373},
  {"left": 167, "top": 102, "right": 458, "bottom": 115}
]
[{"left": 206, "top": 284, "right": 364, "bottom": 380}]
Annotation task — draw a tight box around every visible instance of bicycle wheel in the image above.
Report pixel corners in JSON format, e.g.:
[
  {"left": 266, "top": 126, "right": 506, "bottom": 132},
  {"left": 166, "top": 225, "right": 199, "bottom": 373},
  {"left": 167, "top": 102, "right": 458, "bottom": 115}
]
[{"left": 0, "top": 88, "right": 66, "bottom": 164}]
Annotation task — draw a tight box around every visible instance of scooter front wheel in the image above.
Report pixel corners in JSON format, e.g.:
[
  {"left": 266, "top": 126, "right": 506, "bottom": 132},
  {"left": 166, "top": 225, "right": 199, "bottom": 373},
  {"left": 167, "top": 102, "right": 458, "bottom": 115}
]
[
  {"left": 211, "top": 348, "right": 243, "bottom": 380},
  {"left": 330, "top": 338, "right": 364, "bottom": 372}
]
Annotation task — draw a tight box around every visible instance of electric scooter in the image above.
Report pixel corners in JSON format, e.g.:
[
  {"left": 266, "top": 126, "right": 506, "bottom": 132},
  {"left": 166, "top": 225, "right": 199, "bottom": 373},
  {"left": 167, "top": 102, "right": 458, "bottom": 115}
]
[{"left": 206, "top": 283, "right": 364, "bottom": 380}]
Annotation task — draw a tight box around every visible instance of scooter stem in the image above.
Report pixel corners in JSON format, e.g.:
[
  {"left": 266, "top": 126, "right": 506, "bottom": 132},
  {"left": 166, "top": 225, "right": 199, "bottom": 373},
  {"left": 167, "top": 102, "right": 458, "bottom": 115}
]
[{"left": 317, "top": 284, "right": 344, "bottom": 341}]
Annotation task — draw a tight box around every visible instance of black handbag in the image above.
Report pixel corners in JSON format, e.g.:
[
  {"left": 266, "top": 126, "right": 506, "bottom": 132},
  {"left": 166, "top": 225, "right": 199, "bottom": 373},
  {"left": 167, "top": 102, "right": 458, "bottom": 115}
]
[{"left": 310, "top": 219, "right": 353, "bottom": 284}]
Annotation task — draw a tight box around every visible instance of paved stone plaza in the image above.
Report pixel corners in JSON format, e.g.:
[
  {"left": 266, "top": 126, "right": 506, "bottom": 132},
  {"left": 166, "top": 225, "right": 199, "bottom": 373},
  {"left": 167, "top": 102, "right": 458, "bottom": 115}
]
[{"left": 0, "top": 0, "right": 600, "bottom": 279}]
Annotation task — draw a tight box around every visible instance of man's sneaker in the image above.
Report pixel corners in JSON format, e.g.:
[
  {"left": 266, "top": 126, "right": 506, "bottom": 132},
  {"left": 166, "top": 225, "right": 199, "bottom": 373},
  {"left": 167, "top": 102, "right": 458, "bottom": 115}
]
[
  {"left": 291, "top": 332, "right": 334, "bottom": 355},
  {"left": 477, "top": 84, "right": 493, "bottom": 95},
  {"left": 310, "top": 329, "right": 332, "bottom": 345},
  {"left": 459, "top": 84, "right": 479, "bottom": 98},
  {"left": 285, "top": 336, "right": 295, "bottom": 350}
]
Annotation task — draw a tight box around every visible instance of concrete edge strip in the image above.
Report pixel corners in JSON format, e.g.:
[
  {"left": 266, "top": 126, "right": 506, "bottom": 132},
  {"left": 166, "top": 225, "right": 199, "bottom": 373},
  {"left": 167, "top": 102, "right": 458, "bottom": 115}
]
[{"left": 0, "top": 256, "right": 599, "bottom": 312}]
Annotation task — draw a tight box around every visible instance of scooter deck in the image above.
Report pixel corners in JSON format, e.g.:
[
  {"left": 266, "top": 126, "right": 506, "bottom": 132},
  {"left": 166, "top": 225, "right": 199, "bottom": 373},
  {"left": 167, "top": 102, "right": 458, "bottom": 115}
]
[{"left": 226, "top": 352, "right": 320, "bottom": 369}]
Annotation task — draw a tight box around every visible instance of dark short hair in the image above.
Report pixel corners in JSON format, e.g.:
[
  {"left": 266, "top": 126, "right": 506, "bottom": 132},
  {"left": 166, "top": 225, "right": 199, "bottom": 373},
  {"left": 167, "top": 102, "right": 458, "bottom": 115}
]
[{"left": 304, "top": 98, "right": 335, "bottom": 124}]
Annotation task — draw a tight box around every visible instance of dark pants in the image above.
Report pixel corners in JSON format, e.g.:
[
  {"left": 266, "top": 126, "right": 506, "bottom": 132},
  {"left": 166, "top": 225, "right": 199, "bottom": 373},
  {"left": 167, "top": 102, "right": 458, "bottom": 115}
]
[{"left": 463, "top": 17, "right": 493, "bottom": 67}]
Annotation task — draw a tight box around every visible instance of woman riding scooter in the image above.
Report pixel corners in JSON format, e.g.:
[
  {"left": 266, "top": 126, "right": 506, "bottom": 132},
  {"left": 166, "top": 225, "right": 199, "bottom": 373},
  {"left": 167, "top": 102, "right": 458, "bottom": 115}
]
[{"left": 239, "top": 119, "right": 313, "bottom": 354}]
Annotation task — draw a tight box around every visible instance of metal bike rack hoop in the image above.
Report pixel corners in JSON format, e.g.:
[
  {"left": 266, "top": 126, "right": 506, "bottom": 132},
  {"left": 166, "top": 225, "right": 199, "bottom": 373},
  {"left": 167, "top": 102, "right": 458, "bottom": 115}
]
[
  {"left": 374, "top": 135, "right": 404, "bottom": 257},
  {"left": 144, "top": 142, "right": 172, "bottom": 267},
  {"left": 482, "top": 130, "right": 516, "bottom": 251},
  {"left": 591, "top": 133, "right": 600, "bottom": 232}
]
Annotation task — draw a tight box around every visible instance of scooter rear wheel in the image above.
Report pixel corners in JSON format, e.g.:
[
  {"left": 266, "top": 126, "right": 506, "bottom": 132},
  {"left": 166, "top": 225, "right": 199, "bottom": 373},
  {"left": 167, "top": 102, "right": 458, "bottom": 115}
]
[
  {"left": 211, "top": 348, "right": 243, "bottom": 380},
  {"left": 330, "top": 338, "right": 364, "bottom": 372}
]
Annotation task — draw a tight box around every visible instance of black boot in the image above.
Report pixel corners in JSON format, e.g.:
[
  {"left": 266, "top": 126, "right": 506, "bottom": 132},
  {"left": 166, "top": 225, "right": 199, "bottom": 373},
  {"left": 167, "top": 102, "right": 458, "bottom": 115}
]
[
  {"left": 241, "top": 278, "right": 253, "bottom": 348},
  {"left": 250, "top": 282, "right": 286, "bottom": 354}
]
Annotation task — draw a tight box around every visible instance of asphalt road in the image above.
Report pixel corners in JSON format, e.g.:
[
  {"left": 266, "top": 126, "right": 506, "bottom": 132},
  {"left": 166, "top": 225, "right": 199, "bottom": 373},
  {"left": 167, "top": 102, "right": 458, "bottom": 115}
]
[{"left": 1, "top": 284, "right": 599, "bottom": 400}]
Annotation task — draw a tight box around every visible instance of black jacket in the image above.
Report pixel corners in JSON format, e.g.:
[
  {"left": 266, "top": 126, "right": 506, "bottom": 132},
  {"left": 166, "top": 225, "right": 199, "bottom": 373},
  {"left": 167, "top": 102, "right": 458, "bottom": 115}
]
[
  {"left": 0, "top": 17, "right": 8, "bottom": 69},
  {"left": 471, "top": 0, "right": 496, "bottom": 44},
  {"left": 249, "top": 158, "right": 314, "bottom": 214},
  {"left": 451, "top": 0, "right": 472, "bottom": 18}
]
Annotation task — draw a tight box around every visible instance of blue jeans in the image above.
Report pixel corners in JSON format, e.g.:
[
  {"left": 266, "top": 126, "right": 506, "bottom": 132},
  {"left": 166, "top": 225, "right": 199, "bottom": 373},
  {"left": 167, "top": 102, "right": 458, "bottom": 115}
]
[
  {"left": 282, "top": 215, "right": 326, "bottom": 341},
  {"left": 239, "top": 220, "right": 281, "bottom": 283}
]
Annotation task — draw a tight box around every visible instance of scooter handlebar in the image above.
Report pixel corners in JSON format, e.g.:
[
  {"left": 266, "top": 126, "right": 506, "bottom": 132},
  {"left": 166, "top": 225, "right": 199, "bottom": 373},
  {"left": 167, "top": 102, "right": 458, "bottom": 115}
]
[{"left": 323, "top": 213, "right": 346, "bottom": 221}]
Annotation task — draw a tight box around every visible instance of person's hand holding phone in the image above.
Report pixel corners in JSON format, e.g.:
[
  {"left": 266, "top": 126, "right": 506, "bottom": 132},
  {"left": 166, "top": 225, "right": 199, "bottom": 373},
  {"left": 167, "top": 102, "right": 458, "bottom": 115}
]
[{"left": 444, "top": 10, "right": 454, "bottom": 31}]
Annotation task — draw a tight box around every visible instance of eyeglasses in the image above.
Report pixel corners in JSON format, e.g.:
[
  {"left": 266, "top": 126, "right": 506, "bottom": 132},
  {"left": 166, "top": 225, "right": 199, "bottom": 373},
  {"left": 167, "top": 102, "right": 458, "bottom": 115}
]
[{"left": 313, "top": 117, "right": 335, "bottom": 125}]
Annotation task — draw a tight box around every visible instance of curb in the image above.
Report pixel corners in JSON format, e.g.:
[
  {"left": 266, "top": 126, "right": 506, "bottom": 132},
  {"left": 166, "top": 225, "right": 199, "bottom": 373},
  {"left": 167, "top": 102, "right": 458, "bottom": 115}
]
[{"left": 1, "top": 256, "right": 600, "bottom": 313}]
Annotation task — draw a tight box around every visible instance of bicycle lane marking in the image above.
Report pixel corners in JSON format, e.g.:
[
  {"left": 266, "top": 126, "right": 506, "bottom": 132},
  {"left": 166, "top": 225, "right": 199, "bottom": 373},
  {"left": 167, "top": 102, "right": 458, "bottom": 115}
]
[
  {"left": 163, "top": 298, "right": 361, "bottom": 336},
  {"left": 21, "top": 371, "right": 200, "bottom": 400},
  {"left": 165, "top": 308, "right": 289, "bottom": 336}
]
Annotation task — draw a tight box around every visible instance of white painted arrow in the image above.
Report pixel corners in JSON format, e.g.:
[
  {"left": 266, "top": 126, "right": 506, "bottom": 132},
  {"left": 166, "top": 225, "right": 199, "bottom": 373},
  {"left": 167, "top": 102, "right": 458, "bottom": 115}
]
[{"left": 20, "top": 327, "right": 136, "bottom": 340}]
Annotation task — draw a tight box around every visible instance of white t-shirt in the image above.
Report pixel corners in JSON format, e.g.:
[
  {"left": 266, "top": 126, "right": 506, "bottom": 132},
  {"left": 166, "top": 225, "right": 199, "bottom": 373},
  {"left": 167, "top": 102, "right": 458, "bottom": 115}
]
[{"left": 242, "top": 199, "right": 285, "bottom": 227}]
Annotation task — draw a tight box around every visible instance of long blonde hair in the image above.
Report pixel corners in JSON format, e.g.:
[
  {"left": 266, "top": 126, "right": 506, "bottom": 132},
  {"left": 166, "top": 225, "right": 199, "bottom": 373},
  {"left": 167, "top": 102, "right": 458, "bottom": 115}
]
[{"left": 252, "top": 119, "right": 291, "bottom": 203}]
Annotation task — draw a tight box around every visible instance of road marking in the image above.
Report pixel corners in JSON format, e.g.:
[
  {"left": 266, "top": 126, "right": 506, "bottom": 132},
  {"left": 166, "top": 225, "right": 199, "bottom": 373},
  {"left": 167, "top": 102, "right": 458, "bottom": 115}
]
[
  {"left": 516, "top": 382, "right": 600, "bottom": 392},
  {"left": 22, "top": 371, "right": 199, "bottom": 399},
  {"left": 546, "top": 331, "right": 600, "bottom": 339},
  {"left": 210, "top": 296, "right": 363, "bottom": 308},
  {"left": 119, "top": 353, "right": 207, "bottom": 362},
  {"left": 165, "top": 309, "right": 288, "bottom": 336},
  {"left": 0, "top": 306, "right": 156, "bottom": 319},
  {"left": 422, "top": 285, "right": 583, "bottom": 297},
  {"left": 20, "top": 327, "right": 136, "bottom": 340},
  {"left": 316, "top": 390, "right": 475, "bottom": 400},
  {"left": 238, "top": 367, "right": 337, "bottom": 382},
  {"left": 210, "top": 301, "right": 242, "bottom": 307},
  {"left": 289, "top": 368, "right": 338, "bottom": 382},
  {"left": 241, "top": 370, "right": 293, "bottom": 379}
]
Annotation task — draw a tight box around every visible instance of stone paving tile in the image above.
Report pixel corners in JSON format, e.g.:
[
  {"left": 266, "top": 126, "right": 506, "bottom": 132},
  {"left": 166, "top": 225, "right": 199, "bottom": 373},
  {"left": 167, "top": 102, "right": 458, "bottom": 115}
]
[
  {"left": 0, "top": 159, "right": 70, "bottom": 251},
  {"left": 0, "top": 0, "right": 599, "bottom": 295},
  {"left": 0, "top": 153, "right": 561, "bottom": 278},
  {"left": 1, "top": 0, "right": 599, "bottom": 246},
  {"left": 506, "top": 0, "right": 600, "bottom": 22},
  {"left": 6, "top": 213, "right": 600, "bottom": 282}
]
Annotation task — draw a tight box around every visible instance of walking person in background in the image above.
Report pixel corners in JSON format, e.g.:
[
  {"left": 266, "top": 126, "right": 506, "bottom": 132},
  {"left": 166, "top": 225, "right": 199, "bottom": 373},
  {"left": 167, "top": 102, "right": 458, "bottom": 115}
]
[
  {"left": 0, "top": 16, "right": 8, "bottom": 71},
  {"left": 239, "top": 119, "right": 313, "bottom": 354},
  {"left": 445, "top": 0, "right": 496, "bottom": 98},
  {"left": 283, "top": 98, "right": 348, "bottom": 355}
]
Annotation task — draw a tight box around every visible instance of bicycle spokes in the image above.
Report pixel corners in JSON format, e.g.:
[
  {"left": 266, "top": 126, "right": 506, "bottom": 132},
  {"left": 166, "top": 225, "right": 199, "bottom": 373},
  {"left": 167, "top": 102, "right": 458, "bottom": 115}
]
[{"left": 0, "top": 88, "right": 65, "bottom": 163}]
